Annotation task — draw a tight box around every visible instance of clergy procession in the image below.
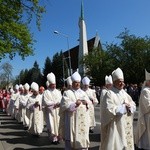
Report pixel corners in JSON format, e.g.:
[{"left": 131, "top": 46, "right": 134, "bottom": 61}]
[{"left": 0, "top": 68, "right": 150, "bottom": 150}]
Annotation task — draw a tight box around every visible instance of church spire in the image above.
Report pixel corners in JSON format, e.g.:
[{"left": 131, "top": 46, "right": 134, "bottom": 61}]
[
  {"left": 80, "top": 0, "right": 84, "bottom": 20},
  {"left": 78, "top": 0, "right": 88, "bottom": 77}
]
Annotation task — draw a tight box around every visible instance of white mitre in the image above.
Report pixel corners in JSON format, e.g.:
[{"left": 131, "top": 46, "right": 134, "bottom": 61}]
[
  {"left": 66, "top": 76, "right": 72, "bottom": 86},
  {"left": 31, "top": 82, "right": 39, "bottom": 92},
  {"left": 24, "top": 83, "right": 30, "bottom": 90},
  {"left": 47, "top": 72, "right": 56, "bottom": 84},
  {"left": 112, "top": 67, "right": 124, "bottom": 81},
  {"left": 46, "top": 81, "right": 49, "bottom": 87},
  {"left": 71, "top": 71, "right": 81, "bottom": 82},
  {"left": 10, "top": 88, "right": 14, "bottom": 94},
  {"left": 15, "top": 84, "right": 19, "bottom": 90},
  {"left": 19, "top": 84, "right": 23, "bottom": 89},
  {"left": 145, "top": 69, "right": 150, "bottom": 80},
  {"left": 82, "top": 76, "right": 91, "bottom": 85},
  {"left": 105, "top": 75, "right": 113, "bottom": 84}
]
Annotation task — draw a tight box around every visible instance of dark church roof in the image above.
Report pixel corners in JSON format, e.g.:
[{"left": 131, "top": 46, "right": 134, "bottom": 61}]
[{"left": 63, "top": 36, "right": 102, "bottom": 71}]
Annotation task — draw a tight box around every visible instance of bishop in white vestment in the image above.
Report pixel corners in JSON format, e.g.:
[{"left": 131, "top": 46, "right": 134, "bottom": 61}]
[
  {"left": 19, "top": 83, "right": 31, "bottom": 128},
  {"left": 82, "top": 76, "right": 98, "bottom": 133},
  {"left": 100, "top": 68, "right": 136, "bottom": 150},
  {"left": 42, "top": 72, "right": 62, "bottom": 144},
  {"left": 59, "top": 72, "right": 91, "bottom": 150},
  {"left": 27, "top": 82, "right": 43, "bottom": 136},
  {"left": 135, "top": 69, "right": 150, "bottom": 149}
]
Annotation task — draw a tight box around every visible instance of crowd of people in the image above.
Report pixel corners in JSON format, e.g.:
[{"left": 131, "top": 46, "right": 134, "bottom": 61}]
[{"left": 0, "top": 68, "right": 149, "bottom": 150}]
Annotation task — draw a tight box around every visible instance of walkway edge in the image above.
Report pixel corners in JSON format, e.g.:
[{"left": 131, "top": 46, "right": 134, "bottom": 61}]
[{"left": 0, "top": 141, "right": 4, "bottom": 150}]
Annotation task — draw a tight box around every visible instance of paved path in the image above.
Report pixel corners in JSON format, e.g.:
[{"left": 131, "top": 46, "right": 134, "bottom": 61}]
[
  {"left": 0, "top": 106, "right": 138, "bottom": 150},
  {"left": 0, "top": 110, "right": 100, "bottom": 150}
]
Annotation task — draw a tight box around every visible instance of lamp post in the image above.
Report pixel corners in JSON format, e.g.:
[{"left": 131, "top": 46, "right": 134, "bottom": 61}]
[{"left": 54, "top": 31, "right": 72, "bottom": 76}]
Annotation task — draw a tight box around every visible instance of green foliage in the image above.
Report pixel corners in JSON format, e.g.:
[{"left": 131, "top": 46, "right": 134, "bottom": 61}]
[
  {"left": 43, "top": 57, "right": 52, "bottom": 76},
  {"left": 30, "top": 61, "right": 43, "bottom": 85},
  {"left": 83, "top": 47, "right": 102, "bottom": 85},
  {"left": 83, "top": 29, "right": 150, "bottom": 85},
  {"left": 0, "top": 62, "right": 13, "bottom": 88},
  {"left": 106, "top": 29, "right": 150, "bottom": 83},
  {"left": 15, "top": 61, "right": 43, "bottom": 86},
  {"left": 13, "top": 29, "right": 150, "bottom": 87},
  {"left": 42, "top": 57, "right": 52, "bottom": 87},
  {"left": 52, "top": 52, "right": 64, "bottom": 88},
  {"left": 83, "top": 47, "right": 114, "bottom": 85},
  {"left": 0, "top": 0, "right": 45, "bottom": 61},
  {"left": 14, "top": 52, "right": 64, "bottom": 88}
]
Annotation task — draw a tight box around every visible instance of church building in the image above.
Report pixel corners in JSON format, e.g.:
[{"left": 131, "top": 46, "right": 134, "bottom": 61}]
[{"left": 63, "top": 1, "right": 102, "bottom": 77}]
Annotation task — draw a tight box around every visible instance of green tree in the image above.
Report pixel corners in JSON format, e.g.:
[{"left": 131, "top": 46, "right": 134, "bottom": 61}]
[
  {"left": 42, "top": 56, "right": 52, "bottom": 87},
  {"left": 0, "top": 0, "right": 45, "bottom": 61},
  {"left": 83, "top": 47, "right": 113, "bottom": 85},
  {"left": 14, "top": 69, "right": 30, "bottom": 85},
  {"left": 21, "top": 69, "right": 30, "bottom": 84},
  {"left": 30, "top": 61, "right": 43, "bottom": 86},
  {"left": 0, "top": 62, "right": 13, "bottom": 88},
  {"left": 106, "top": 29, "right": 150, "bottom": 84},
  {"left": 84, "top": 29, "right": 150, "bottom": 85},
  {"left": 52, "top": 52, "right": 64, "bottom": 88},
  {"left": 83, "top": 47, "right": 101, "bottom": 85}
]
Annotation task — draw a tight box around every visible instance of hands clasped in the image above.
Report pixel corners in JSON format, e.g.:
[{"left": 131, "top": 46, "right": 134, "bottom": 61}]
[
  {"left": 34, "top": 101, "right": 40, "bottom": 108},
  {"left": 75, "top": 99, "right": 87, "bottom": 108},
  {"left": 116, "top": 103, "right": 132, "bottom": 115}
]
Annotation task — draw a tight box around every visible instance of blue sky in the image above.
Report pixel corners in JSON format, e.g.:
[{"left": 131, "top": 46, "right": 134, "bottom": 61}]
[{"left": 1, "top": 0, "right": 150, "bottom": 77}]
